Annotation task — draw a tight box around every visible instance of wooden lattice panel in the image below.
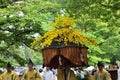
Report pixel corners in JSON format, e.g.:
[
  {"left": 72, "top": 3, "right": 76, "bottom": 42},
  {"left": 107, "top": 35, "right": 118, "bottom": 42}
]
[{"left": 42, "top": 46, "right": 88, "bottom": 68}]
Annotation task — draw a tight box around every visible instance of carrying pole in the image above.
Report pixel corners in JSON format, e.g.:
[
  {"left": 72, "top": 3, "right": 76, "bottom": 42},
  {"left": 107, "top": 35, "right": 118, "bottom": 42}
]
[{"left": 63, "top": 67, "right": 67, "bottom": 80}]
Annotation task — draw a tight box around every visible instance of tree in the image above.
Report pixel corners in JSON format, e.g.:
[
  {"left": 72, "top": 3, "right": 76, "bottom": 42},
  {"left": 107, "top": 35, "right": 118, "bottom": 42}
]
[
  {"left": 0, "top": 0, "right": 60, "bottom": 66},
  {"left": 0, "top": 0, "right": 120, "bottom": 66},
  {"left": 51, "top": 0, "right": 120, "bottom": 64}
]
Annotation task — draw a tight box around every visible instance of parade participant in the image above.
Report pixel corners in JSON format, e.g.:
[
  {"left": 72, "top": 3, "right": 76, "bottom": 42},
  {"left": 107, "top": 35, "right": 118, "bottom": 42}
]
[
  {"left": 87, "top": 61, "right": 112, "bottom": 80},
  {"left": 0, "top": 62, "right": 19, "bottom": 80},
  {"left": 21, "top": 59, "right": 41, "bottom": 80},
  {"left": 43, "top": 67, "right": 54, "bottom": 80},
  {"left": 39, "top": 68, "right": 44, "bottom": 80},
  {"left": 57, "top": 67, "right": 76, "bottom": 80},
  {"left": 80, "top": 68, "right": 87, "bottom": 80},
  {"left": 57, "top": 57, "right": 76, "bottom": 80},
  {"left": 118, "top": 67, "right": 120, "bottom": 80}
]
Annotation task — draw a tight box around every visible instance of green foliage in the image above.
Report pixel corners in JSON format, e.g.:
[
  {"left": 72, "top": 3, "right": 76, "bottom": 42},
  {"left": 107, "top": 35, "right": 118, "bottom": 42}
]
[
  {"left": 0, "top": 0, "right": 120, "bottom": 66},
  {"left": 0, "top": 0, "right": 13, "bottom": 8},
  {"left": 0, "top": 0, "right": 47, "bottom": 66},
  {"left": 0, "top": 48, "right": 27, "bottom": 66},
  {"left": 76, "top": 74, "right": 88, "bottom": 80},
  {"left": 0, "top": 58, "right": 7, "bottom": 67},
  {"left": 60, "top": 0, "right": 120, "bottom": 64},
  {"left": 32, "top": 52, "right": 43, "bottom": 65},
  {"left": 76, "top": 74, "right": 81, "bottom": 80}
]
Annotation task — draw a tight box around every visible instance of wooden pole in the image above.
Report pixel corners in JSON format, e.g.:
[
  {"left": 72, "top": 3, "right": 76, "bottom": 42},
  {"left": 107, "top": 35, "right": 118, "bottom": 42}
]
[{"left": 63, "top": 67, "right": 67, "bottom": 80}]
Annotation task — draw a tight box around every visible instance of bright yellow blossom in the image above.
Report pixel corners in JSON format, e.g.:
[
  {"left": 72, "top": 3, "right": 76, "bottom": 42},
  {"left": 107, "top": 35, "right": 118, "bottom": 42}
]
[
  {"left": 31, "top": 15, "right": 97, "bottom": 49},
  {"left": 31, "top": 28, "right": 97, "bottom": 49},
  {"left": 51, "top": 15, "right": 75, "bottom": 29}
]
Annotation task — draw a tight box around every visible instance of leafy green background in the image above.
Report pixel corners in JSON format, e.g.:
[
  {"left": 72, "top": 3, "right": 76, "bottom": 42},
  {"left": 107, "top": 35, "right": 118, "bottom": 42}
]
[{"left": 0, "top": 0, "right": 120, "bottom": 67}]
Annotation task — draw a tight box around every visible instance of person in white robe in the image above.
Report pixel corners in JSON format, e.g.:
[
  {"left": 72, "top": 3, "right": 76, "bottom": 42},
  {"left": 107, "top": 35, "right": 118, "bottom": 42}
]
[{"left": 43, "top": 67, "right": 54, "bottom": 80}]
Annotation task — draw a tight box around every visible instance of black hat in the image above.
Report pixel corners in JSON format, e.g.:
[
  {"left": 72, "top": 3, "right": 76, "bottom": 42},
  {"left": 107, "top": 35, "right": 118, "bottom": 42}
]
[
  {"left": 97, "top": 61, "right": 104, "bottom": 67},
  {"left": 28, "top": 59, "right": 33, "bottom": 65},
  {"left": 6, "top": 62, "right": 11, "bottom": 68}
]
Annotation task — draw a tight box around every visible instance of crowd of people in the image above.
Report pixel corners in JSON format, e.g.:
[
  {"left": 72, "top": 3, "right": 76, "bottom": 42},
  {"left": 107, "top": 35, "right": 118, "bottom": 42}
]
[
  {"left": 0, "top": 59, "right": 58, "bottom": 80},
  {"left": 75, "top": 62, "right": 112, "bottom": 80},
  {"left": 0, "top": 59, "right": 119, "bottom": 80}
]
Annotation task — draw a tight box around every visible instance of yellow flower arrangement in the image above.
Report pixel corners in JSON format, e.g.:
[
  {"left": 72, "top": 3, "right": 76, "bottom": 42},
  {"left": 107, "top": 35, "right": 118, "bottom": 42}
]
[
  {"left": 50, "top": 15, "right": 75, "bottom": 29},
  {"left": 31, "top": 15, "right": 96, "bottom": 49}
]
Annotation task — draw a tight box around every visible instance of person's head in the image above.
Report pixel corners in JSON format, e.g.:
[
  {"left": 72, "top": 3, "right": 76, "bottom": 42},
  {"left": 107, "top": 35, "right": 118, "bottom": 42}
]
[
  {"left": 46, "top": 67, "right": 50, "bottom": 71},
  {"left": 39, "top": 69, "right": 43, "bottom": 73},
  {"left": 97, "top": 61, "right": 104, "bottom": 71},
  {"left": 28, "top": 59, "right": 34, "bottom": 70},
  {"left": 6, "top": 62, "right": 12, "bottom": 72}
]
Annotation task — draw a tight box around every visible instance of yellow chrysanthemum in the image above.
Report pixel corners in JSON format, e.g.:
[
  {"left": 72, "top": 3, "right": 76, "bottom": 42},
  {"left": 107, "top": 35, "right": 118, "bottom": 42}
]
[
  {"left": 31, "top": 15, "right": 97, "bottom": 49},
  {"left": 51, "top": 15, "right": 75, "bottom": 29},
  {"left": 31, "top": 28, "right": 97, "bottom": 49}
]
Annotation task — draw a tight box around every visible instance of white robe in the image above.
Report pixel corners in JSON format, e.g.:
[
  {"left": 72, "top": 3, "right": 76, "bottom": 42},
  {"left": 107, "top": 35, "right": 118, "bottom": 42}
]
[
  {"left": 118, "top": 69, "right": 120, "bottom": 80},
  {"left": 43, "top": 70, "right": 54, "bottom": 80}
]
